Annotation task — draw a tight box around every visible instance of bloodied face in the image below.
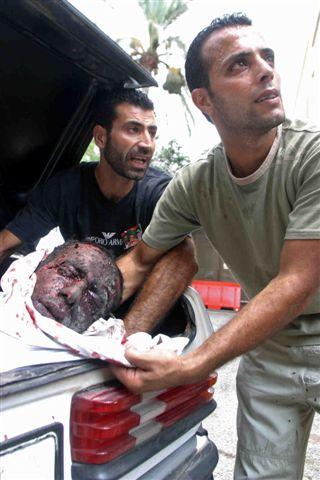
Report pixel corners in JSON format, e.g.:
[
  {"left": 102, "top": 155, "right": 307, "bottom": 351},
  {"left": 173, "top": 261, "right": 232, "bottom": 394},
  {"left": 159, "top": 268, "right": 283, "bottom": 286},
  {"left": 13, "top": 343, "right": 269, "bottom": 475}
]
[{"left": 31, "top": 242, "right": 123, "bottom": 333}]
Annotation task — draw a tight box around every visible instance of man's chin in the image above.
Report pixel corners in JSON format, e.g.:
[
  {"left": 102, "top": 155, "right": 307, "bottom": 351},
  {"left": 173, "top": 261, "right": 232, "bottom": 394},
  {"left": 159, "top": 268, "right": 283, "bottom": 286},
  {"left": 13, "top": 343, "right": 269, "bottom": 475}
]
[
  {"left": 126, "top": 167, "right": 148, "bottom": 180},
  {"left": 251, "top": 111, "right": 285, "bottom": 133},
  {"left": 127, "top": 159, "right": 151, "bottom": 177},
  {"left": 66, "top": 310, "right": 97, "bottom": 333}
]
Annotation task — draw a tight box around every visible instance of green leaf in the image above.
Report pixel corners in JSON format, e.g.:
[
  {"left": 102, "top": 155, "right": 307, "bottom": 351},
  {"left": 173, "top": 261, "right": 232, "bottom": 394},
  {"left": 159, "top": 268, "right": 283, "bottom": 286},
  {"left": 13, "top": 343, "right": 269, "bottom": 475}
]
[{"left": 152, "top": 139, "right": 190, "bottom": 175}]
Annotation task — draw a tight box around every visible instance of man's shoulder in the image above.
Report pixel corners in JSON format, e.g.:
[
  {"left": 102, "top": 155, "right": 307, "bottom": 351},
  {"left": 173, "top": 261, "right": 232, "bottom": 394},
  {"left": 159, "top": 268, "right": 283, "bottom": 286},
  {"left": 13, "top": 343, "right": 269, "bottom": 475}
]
[
  {"left": 139, "top": 166, "right": 172, "bottom": 190},
  {"left": 144, "top": 166, "right": 172, "bottom": 181},
  {"left": 45, "top": 161, "right": 97, "bottom": 185},
  {"left": 282, "top": 118, "right": 320, "bottom": 137},
  {"left": 58, "top": 161, "right": 97, "bottom": 177},
  {"left": 281, "top": 119, "right": 320, "bottom": 159},
  {"left": 175, "top": 144, "right": 223, "bottom": 180}
]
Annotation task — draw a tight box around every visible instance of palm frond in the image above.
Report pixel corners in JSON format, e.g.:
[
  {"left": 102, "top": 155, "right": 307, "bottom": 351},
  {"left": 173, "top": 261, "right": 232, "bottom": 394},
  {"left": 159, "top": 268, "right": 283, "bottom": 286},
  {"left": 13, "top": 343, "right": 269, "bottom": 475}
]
[
  {"left": 163, "top": 0, "right": 188, "bottom": 28},
  {"left": 138, "top": 0, "right": 188, "bottom": 28},
  {"left": 164, "top": 35, "right": 186, "bottom": 53},
  {"left": 148, "top": 21, "right": 160, "bottom": 51}
]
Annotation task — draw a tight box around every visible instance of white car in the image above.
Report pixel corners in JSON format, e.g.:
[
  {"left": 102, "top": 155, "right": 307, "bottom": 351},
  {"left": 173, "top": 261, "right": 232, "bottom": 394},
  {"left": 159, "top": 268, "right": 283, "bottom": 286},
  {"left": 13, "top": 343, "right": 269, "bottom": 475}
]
[{"left": 1, "top": 287, "right": 218, "bottom": 480}]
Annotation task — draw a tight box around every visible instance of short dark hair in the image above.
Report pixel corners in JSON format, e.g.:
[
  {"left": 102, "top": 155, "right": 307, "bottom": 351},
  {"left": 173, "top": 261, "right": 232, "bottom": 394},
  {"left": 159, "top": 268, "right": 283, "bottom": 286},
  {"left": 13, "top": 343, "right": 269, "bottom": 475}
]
[
  {"left": 185, "top": 12, "right": 252, "bottom": 92},
  {"left": 94, "top": 88, "right": 154, "bottom": 133}
]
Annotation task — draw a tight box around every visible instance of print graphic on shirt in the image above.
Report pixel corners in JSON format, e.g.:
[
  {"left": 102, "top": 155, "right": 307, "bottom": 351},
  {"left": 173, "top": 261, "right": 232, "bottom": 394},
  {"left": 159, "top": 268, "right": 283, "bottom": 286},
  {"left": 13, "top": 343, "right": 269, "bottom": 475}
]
[
  {"left": 121, "top": 224, "right": 143, "bottom": 250},
  {"left": 87, "top": 225, "right": 142, "bottom": 250},
  {"left": 102, "top": 232, "right": 116, "bottom": 241}
]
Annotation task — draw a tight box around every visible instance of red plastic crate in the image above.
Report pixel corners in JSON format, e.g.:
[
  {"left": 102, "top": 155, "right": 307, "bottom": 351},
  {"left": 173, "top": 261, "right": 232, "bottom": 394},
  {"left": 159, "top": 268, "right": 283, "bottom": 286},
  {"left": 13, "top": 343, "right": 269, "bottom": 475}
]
[{"left": 192, "top": 280, "right": 241, "bottom": 311}]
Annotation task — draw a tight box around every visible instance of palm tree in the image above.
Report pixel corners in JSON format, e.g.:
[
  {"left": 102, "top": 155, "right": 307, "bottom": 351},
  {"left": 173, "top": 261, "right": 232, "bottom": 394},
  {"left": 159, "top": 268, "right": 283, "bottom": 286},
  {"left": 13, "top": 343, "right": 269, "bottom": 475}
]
[{"left": 123, "top": 0, "right": 194, "bottom": 131}]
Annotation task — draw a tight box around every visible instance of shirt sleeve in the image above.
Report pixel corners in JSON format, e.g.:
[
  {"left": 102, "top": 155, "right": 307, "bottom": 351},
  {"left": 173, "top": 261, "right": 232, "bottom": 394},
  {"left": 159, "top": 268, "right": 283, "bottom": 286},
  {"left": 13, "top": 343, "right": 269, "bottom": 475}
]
[
  {"left": 6, "top": 175, "right": 61, "bottom": 243},
  {"left": 137, "top": 168, "right": 172, "bottom": 230},
  {"left": 145, "top": 172, "right": 171, "bottom": 219},
  {"left": 285, "top": 137, "right": 320, "bottom": 239},
  {"left": 142, "top": 167, "right": 201, "bottom": 251}
]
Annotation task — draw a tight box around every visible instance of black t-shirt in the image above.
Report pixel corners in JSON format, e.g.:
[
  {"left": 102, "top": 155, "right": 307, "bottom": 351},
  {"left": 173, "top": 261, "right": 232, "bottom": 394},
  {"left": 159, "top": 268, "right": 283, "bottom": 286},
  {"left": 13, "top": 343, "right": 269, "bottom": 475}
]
[{"left": 7, "top": 163, "right": 171, "bottom": 257}]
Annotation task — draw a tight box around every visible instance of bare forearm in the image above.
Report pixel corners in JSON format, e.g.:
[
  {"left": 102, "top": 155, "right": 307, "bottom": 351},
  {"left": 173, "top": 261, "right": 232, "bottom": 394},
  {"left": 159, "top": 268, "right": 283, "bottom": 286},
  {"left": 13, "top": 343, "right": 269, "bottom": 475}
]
[
  {"left": 112, "top": 240, "right": 320, "bottom": 393},
  {"left": 124, "top": 239, "right": 197, "bottom": 335},
  {"left": 183, "top": 271, "right": 319, "bottom": 383},
  {"left": 117, "top": 240, "right": 166, "bottom": 302},
  {"left": 117, "top": 278, "right": 314, "bottom": 392},
  {"left": 0, "top": 230, "right": 22, "bottom": 264}
]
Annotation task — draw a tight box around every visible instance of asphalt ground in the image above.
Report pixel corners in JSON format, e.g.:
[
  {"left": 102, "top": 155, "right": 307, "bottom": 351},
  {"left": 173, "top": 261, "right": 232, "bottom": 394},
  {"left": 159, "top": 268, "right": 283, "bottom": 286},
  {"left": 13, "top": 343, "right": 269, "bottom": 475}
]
[{"left": 203, "top": 310, "right": 320, "bottom": 480}]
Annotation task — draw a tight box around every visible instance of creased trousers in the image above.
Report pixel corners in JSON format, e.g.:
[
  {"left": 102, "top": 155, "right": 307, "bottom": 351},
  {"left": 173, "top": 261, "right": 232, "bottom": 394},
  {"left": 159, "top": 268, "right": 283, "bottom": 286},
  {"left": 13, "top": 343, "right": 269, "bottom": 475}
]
[{"left": 234, "top": 339, "right": 320, "bottom": 480}]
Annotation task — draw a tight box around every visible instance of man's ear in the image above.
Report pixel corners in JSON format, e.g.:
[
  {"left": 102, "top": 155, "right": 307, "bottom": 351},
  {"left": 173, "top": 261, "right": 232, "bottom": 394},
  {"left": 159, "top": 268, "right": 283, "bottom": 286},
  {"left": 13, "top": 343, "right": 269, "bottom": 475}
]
[
  {"left": 191, "top": 88, "right": 214, "bottom": 121},
  {"left": 93, "top": 125, "right": 107, "bottom": 149}
]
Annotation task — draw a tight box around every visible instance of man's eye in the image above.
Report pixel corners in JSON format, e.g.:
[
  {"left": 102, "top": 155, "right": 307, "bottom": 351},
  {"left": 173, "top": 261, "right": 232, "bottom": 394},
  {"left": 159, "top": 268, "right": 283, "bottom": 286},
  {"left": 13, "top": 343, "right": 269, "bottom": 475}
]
[
  {"left": 265, "top": 54, "right": 274, "bottom": 66},
  {"left": 149, "top": 129, "right": 157, "bottom": 139},
  {"left": 234, "top": 59, "right": 246, "bottom": 68},
  {"left": 87, "top": 289, "right": 101, "bottom": 305},
  {"left": 57, "top": 264, "right": 80, "bottom": 279},
  {"left": 57, "top": 266, "right": 72, "bottom": 277},
  {"left": 128, "top": 126, "right": 140, "bottom": 134},
  {"left": 229, "top": 59, "right": 247, "bottom": 73}
]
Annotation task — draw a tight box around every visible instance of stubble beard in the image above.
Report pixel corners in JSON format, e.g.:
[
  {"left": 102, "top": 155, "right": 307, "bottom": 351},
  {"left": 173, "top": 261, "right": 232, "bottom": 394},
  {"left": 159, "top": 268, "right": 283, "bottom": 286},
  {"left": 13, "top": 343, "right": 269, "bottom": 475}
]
[
  {"left": 209, "top": 90, "right": 285, "bottom": 136},
  {"left": 103, "top": 142, "right": 147, "bottom": 181}
]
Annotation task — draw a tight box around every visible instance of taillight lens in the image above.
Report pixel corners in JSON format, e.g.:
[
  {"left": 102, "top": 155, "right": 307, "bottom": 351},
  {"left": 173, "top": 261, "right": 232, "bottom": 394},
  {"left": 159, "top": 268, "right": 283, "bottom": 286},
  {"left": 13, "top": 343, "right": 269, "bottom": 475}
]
[{"left": 71, "top": 374, "right": 217, "bottom": 464}]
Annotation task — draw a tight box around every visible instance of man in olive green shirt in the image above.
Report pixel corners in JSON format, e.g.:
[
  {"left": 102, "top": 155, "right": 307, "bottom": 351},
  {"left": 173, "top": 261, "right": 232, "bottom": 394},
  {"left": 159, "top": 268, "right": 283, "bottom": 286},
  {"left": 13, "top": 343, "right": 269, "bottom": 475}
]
[{"left": 115, "top": 13, "right": 320, "bottom": 479}]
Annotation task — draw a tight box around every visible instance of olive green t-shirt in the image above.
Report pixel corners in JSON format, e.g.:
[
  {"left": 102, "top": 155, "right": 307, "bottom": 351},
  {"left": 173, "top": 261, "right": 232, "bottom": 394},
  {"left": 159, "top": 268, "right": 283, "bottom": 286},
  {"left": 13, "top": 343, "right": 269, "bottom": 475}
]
[{"left": 144, "top": 119, "right": 320, "bottom": 345}]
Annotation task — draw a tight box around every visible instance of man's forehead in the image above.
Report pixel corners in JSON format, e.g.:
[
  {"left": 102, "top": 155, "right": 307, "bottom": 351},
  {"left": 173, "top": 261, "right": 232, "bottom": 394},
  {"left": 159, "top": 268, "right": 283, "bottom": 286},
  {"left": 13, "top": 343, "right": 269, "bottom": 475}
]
[
  {"left": 50, "top": 243, "right": 104, "bottom": 263},
  {"left": 115, "top": 102, "right": 156, "bottom": 126},
  {"left": 202, "top": 25, "right": 267, "bottom": 66}
]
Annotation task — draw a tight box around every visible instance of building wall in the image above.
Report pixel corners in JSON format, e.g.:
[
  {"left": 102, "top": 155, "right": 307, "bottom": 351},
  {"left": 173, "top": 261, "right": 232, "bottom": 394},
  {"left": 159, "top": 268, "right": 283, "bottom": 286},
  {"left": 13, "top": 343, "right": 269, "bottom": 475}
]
[{"left": 192, "top": 229, "right": 248, "bottom": 302}]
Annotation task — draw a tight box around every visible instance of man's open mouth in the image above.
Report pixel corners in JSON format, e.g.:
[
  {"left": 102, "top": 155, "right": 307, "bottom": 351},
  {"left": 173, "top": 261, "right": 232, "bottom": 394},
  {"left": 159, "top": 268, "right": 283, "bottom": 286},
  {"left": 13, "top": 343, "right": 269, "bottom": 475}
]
[
  {"left": 128, "top": 155, "right": 150, "bottom": 169},
  {"left": 32, "top": 297, "right": 67, "bottom": 321},
  {"left": 129, "top": 155, "right": 149, "bottom": 162},
  {"left": 255, "top": 89, "right": 279, "bottom": 103}
]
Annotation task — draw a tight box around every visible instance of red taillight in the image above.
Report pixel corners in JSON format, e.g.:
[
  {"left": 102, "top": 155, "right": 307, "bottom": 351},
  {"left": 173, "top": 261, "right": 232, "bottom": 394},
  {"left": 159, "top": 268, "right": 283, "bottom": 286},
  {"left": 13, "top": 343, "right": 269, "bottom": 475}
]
[
  {"left": 72, "top": 434, "right": 136, "bottom": 464},
  {"left": 70, "top": 374, "right": 217, "bottom": 465},
  {"left": 157, "top": 375, "right": 217, "bottom": 410},
  {"left": 157, "top": 390, "right": 213, "bottom": 428},
  {"left": 71, "top": 410, "right": 140, "bottom": 440},
  {"left": 71, "top": 384, "right": 141, "bottom": 413}
]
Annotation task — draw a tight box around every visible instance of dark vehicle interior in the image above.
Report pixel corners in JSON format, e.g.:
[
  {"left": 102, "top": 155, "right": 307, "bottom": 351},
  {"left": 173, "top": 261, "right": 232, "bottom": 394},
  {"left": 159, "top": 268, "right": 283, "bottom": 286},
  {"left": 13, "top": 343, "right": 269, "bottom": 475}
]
[
  {"left": 0, "top": 0, "right": 156, "bottom": 230},
  {"left": 0, "top": 0, "right": 195, "bottom": 354}
]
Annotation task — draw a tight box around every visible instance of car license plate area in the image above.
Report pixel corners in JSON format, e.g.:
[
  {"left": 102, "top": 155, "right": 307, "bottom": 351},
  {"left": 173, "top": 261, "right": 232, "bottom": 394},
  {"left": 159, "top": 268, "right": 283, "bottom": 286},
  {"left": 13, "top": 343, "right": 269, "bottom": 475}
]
[{"left": 0, "top": 423, "right": 63, "bottom": 480}]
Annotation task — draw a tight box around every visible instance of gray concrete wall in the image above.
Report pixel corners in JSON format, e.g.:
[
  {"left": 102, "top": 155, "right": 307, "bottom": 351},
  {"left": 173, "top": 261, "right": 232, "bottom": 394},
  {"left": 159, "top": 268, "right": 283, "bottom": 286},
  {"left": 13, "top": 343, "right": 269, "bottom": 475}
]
[{"left": 192, "top": 229, "right": 237, "bottom": 283}]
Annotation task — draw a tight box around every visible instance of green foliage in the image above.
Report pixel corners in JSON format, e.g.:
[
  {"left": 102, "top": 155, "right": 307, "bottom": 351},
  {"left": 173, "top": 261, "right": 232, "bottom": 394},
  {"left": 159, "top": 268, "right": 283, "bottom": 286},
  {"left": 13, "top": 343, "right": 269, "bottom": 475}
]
[
  {"left": 138, "top": 0, "right": 188, "bottom": 29},
  {"left": 129, "top": 0, "right": 194, "bottom": 132},
  {"left": 152, "top": 139, "right": 190, "bottom": 175},
  {"left": 129, "top": 1, "right": 189, "bottom": 77},
  {"left": 163, "top": 67, "right": 185, "bottom": 94},
  {"left": 165, "top": 35, "right": 186, "bottom": 54},
  {"left": 81, "top": 139, "right": 100, "bottom": 163}
]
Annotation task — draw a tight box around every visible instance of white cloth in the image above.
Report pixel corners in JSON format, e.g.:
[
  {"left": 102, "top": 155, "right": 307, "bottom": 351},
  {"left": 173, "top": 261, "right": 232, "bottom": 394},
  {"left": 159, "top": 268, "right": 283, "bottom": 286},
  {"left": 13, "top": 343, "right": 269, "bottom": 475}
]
[{"left": 0, "top": 249, "right": 188, "bottom": 372}]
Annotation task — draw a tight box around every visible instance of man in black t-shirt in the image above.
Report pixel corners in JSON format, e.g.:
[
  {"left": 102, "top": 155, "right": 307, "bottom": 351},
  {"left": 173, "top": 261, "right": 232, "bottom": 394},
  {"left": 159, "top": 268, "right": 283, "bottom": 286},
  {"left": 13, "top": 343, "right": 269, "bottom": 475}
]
[
  {"left": 1, "top": 89, "right": 169, "bottom": 259},
  {"left": 0, "top": 89, "right": 197, "bottom": 330}
]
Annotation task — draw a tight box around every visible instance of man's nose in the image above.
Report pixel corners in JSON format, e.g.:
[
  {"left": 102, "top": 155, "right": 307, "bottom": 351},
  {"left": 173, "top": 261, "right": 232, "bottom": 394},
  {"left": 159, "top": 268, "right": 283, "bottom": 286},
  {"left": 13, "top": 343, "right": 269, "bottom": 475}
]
[
  {"left": 256, "top": 57, "right": 274, "bottom": 82},
  {"left": 138, "top": 131, "right": 154, "bottom": 151},
  {"left": 60, "top": 280, "right": 86, "bottom": 305}
]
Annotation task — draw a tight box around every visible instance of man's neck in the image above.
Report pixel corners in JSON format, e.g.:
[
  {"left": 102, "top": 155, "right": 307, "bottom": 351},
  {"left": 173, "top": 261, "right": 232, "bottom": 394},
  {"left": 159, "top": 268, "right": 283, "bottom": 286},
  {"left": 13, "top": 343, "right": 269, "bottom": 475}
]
[
  {"left": 222, "top": 127, "right": 278, "bottom": 178},
  {"left": 95, "top": 159, "right": 134, "bottom": 203}
]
